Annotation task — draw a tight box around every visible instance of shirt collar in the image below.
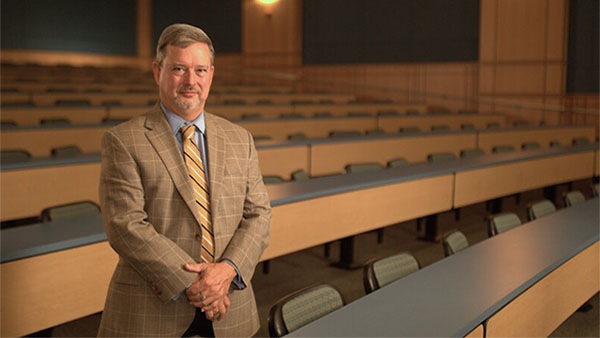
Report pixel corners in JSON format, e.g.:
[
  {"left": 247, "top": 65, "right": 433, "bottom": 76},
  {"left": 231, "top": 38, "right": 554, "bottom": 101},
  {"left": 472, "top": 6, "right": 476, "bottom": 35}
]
[{"left": 160, "top": 102, "right": 206, "bottom": 136}]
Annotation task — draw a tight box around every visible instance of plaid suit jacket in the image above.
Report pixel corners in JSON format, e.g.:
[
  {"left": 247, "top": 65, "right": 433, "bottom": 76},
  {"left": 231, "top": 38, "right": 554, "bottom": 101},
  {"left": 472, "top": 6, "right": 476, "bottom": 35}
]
[{"left": 97, "top": 106, "right": 271, "bottom": 337}]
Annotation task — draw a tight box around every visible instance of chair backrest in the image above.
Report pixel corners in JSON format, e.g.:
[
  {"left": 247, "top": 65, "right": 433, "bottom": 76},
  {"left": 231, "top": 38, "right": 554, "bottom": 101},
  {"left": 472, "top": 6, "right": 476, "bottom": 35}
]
[
  {"left": 288, "top": 132, "right": 308, "bottom": 141},
  {"left": 347, "top": 111, "right": 371, "bottom": 117},
  {"left": 427, "top": 152, "right": 457, "bottom": 162},
  {"left": 345, "top": 162, "right": 383, "bottom": 174},
  {"left": 488, "top": 212, "right": 522, "bottom": 236},
  {"left": 431, "top": 124, "right": 450, "bottom": 131},
  {"left": 399, "top": 126, "right": 421, "bottom": 133},
  {"left": 365, "top": 128, "right": 386, "bottom": 136},
  {"left": 1, "top": 149, "right": 31, "bottom": 164},
  {"left": 268, "top": 284, "right": 345, "bottom": 337},
  {"left": 572, "top": 137, "right": 590, "bottom": 146},
  {"left": 460, "top": 148, "right": 484, "bottom": 158},
  {"left": 442, "top": 229, "right": 469, "bottom": 257},
  {"left": 521, "top": 142, "right": 541, "bottom": 150},
  {"left": 279, "top": 113, "right": 304, "bottom": 119},
  {"left": 405, "top": 109, "right": 420, "bottom": 115},
  {"left": 549, "top": 140, "right": 561, "bottom": 147},
  {"left": 461, "top": 123, "right": 476, "bottom": 130},
  {"left": 291, "top": 169, "right": 310, "bottom": 181},
  {"left": 40, "top": 118, "right": 71, "bottom": 126},
  {"left": 377, "top": 110, "right": 399, "bottom": 117},
  {"left": 41, "top": 201, "right": 100, "bottom": 222},
  {"left": 329, "top": 130, "right": 362, "bottom": 138},
  {"left": 263, "top": 175, "right": 286, "bottom": 184},
  {"left": 313, "top": 111, "right": 333, "bottom": 118},
  {"left": 387, "top": 157, "right": 408, "bottom": 168},
  {"left": 486, "top": 122, "right": 501, "bottom": 129},
  {"left": 363, "top": 252, "right": 420, "bottom": 294},
  {"left": 527, "top": 199, "right": 557, "bottom": 221},
  {"left": 51, "top": 145, "right": 82, "bottom": 158},
  {"left": 253, "top": 135, "right": 272, "bottom": 142},
  {"left": 564, "top": 190, "right": 586, "bottom": 207},
  {"left": 492, "top": 145, "right": 515, "bottom": 153},
  {"left": 241, "top": 113, "right": 261, "bottom": 120},
  {"left": 593, "top": 183, "right": 599, "bottom": 197}
]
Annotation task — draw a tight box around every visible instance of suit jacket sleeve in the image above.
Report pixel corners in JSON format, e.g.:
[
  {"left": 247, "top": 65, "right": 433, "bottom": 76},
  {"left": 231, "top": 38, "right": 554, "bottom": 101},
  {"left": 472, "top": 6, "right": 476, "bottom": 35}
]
[
  {"left": 219, "top": 130, "right": 271, "bottom": 283},
  {"left": 100, "top": 129, "right": 197, "bottom": 303}
]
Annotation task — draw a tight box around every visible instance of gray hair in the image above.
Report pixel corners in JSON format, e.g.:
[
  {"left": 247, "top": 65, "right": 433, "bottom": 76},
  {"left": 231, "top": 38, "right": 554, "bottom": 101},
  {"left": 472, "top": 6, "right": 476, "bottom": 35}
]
[{"left": 155, "top": 23, "right": 215, "bottom": 65}]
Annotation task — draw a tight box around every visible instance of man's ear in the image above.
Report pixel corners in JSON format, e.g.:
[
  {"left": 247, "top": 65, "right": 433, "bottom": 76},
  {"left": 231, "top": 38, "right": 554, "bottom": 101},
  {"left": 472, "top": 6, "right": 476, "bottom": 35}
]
[{"left": 152, "top": 61, "right": 161, "bottom": 85}]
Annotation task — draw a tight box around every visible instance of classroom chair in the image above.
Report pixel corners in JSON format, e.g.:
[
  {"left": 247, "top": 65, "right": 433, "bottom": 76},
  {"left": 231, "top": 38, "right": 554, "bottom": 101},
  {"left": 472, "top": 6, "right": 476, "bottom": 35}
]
[
  {"left": 387, "top": 157, "right": 408, "bottom": 168},
  {"left": 1, "top": 149, "right": 31, "bottom": 164},
  {"left": 487, "top": 212, "right": 522, "bottom": 237},
  {"left": 527, "top": 199, "right": 557, "bottom": 221},
  {"left": 268, "top": 284, "right": 345, "bottom": 337},
  {"left": 263, "top": 175, "right": 286, "bottom": 184},
  {"left": 521, "top": 141, "right": 541, "bottom": 150},
  {"left": 41, "top": 201, "right": 100, "bottom": 222},
  {"left": 442, "top": 229, "right": 470, "bottom": 257},
  {"left": 51, "top": 145, "right": 82, "bottom": 158},
  {"left": 363, "top": 252, "right": 420, "bottom": 294},
  {"left": 563, "top": 190, "right": 586, "bottom": 207}
]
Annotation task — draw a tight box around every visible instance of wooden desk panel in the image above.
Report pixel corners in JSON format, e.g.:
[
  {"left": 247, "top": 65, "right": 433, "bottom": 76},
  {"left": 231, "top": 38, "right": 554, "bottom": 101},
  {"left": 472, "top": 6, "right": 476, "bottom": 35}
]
[
  {"left": 454, "top": 151, "right": 595, "bottom": 208},
  {"left": 1, "top": 163, "right": 101, "bottom": 221},
  {"left": 31, "top": 92, "right": 158, "bottom": 106},
  {"left": 238, "top": 117, "right": 376, "bottom": 140},
  {"left": 257, "top": 146, "right": 309, "bottom": 178},
  {"left": 1, "top": 127, "right": 108, "bottom": 157},
  {"left": 2, "top": 106, "right": 108, "bottom": 126},
  {"left": 262, "top": 174, "right": 454, "bottom": 260},
  {"left": 464, "top": 325, "right": 484, "bottom": 338},
  {"left": 378, "top": 114, "right": 506, "bottom": 132},
  {"left": 310, "top": 133, "right": 477, "bottom": 176},
  {"left": 0, "top": 241, "right": 118, "bottom": 337},
  {"left": 486, "top": 241, "right": 599, "bottom": 337},
  {"left": 477, "top": 126, "right": 596, "bottom": 153}
]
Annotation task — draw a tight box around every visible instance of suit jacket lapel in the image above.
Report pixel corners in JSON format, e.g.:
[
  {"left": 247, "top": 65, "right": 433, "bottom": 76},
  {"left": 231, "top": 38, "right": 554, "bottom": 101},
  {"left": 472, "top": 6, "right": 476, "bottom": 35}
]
[
  {"left": 205, "top": 113, "right": 226, "bottom": 229},
  {"left": 144, "top": 107, "right": 201, "bottom": 224}
]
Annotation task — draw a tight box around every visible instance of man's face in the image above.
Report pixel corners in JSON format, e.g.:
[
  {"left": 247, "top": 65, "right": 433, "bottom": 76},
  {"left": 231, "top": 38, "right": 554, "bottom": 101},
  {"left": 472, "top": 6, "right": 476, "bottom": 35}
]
[{"left": 152, "top": 42, "right": 214, "bottom": 121}]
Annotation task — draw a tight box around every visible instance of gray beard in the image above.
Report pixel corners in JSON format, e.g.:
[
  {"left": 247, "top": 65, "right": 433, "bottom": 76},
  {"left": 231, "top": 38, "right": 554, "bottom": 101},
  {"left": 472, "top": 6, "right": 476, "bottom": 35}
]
[{"left": 173, "top": 97, "right": 202, "bottom": 111}]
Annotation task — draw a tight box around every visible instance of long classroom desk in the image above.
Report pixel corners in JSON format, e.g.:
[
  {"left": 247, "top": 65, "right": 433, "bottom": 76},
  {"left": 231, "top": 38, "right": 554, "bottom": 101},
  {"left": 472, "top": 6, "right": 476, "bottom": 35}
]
[
  {"left": 1, "top": 130, "right": 596, "bottom": 222},
  {"left": 1, "top": 145, "right": 597, "bottom": 337},
  {"left": 2, "top": 118, "right": 589, "bottom": 160},
  {"left": 288, "top": 199, "right": 599, "bottom": 337},
  {"left": 3, "top": 91, "right": 356, "bottom": 107}
]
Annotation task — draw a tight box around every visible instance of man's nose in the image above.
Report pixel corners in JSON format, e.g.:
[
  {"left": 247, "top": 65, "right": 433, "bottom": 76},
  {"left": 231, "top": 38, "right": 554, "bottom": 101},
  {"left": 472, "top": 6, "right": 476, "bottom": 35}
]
[{"left": 183, "top": 69, "right": 196, "bottom": 84}]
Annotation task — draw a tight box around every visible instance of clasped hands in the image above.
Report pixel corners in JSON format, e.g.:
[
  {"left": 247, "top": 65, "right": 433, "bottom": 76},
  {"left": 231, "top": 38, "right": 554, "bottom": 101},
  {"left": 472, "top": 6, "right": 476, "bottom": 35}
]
[{"left": 184, "top": 262, "right": 236, "bottom": 321}]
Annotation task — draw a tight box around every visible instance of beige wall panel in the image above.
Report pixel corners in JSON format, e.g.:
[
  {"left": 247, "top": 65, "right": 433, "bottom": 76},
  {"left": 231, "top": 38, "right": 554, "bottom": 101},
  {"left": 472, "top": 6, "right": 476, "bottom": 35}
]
[
  {"left": 546, "top": 0, "right": 568, "bottom": 59},
  {"left": 545, "top": 63, "right": 565, "bottom": 94},
  {"left": 478, "top": 64, "right": 497, "bottom": 96},
  {"left": 496, "top": 0, "right": 547, "bottom": 61},
  {"left": 494, "top": 64, "right": 546, "bottom": 95},
  {"left": 242, "top": 0, "right": 301, "bottom": 61},
  {"left": 479, "top": 0, "right": 498, "bottom": 62},
  {"left": 486, "top": 242, "right": 599, "bottom": 337}
]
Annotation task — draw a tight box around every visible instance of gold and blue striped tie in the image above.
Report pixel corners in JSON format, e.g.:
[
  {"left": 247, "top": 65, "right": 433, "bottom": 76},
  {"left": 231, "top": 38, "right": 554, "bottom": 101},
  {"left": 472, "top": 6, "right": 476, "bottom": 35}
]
[{"left": 181, "top": 125, "right": 214, "bottom": 263}]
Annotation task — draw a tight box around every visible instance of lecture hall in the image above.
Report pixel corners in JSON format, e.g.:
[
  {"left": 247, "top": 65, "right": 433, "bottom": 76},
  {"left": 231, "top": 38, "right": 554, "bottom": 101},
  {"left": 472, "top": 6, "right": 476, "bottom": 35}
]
[{"left": 1, "top": 0, "right": 598, "bottom": 337}]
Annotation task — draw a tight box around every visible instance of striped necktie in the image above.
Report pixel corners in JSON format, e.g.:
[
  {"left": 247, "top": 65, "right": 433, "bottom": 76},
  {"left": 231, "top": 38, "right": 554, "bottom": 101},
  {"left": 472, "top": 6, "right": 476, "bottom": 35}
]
[{"left": 181, "top": 125, "right": 214, "bottom": 263}]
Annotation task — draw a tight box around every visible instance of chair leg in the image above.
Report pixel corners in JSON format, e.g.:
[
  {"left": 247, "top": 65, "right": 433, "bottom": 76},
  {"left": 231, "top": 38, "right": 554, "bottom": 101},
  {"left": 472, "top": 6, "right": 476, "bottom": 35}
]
[
  {"left": 262, "top": 260, "right": 270, "bottom": 274},
  {"left": 376, "top": 229, "right": 384, "bottom": 244},
  {"left": 324, "top": 242, "right": 331, "bottom": 258},
  {"left": 454, "top": 208, "right": 461, "bottom": 221}
]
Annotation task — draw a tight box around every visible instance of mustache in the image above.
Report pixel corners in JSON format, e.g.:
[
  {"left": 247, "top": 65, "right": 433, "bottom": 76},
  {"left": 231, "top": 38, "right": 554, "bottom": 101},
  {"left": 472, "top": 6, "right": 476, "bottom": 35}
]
[{"left": 177, "top": 86, "right": 200, "bottom": 94}]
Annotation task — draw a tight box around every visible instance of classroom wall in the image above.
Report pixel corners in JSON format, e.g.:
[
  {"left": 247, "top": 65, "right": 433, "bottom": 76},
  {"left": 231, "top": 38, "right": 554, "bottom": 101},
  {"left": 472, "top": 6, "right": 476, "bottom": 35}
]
[{"left": 1, "top": 0, "right": 597, "bottom": 128}]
